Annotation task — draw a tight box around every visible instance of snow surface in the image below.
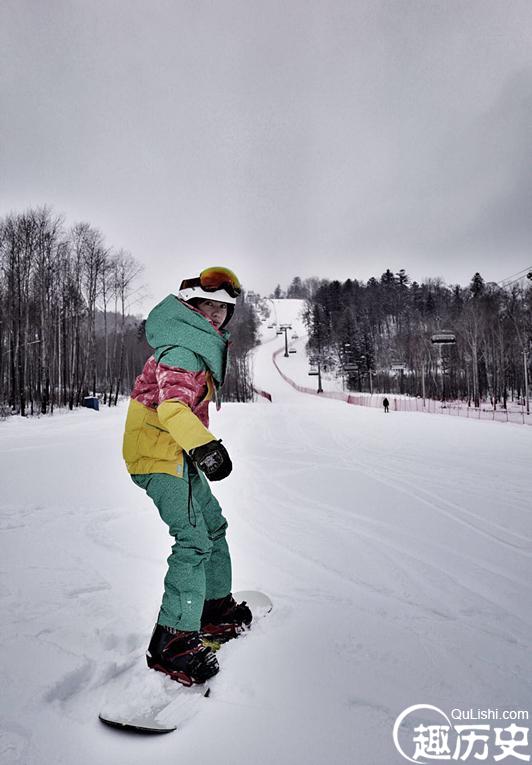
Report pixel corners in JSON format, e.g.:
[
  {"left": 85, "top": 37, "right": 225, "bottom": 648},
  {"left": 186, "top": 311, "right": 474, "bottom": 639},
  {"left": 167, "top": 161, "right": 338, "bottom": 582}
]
[{"left": 1, "top": 299, "right": 531, "bottom": 764}]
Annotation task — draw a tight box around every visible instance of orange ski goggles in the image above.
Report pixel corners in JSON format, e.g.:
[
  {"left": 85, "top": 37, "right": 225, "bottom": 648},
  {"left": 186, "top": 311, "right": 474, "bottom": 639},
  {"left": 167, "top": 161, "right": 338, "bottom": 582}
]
[{"left": 181, "top": 267, "right": 241, "bottom": 298}]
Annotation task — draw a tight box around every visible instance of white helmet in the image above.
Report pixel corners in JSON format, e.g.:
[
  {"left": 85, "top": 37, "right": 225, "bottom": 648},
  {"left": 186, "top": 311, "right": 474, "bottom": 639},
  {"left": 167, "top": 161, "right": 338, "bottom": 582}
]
[
  {"left": 177, "top": 267, "right": 240, "bottom": 305},
  {"left": 177, "top": 268, "right": 241, "bottom": 328}
]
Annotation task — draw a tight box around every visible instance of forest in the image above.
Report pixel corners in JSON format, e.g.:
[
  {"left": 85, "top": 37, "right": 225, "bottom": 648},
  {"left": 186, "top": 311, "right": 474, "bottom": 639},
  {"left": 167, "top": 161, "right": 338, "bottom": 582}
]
[
  {"left": 2, "top": 204, "right": 530, "bottom": 417},
  {"left": 279, "top": 271, "right": 532, "bottom": 408},
  {"left": 0, "top": 207, "right": 258, "bottom": 416}
]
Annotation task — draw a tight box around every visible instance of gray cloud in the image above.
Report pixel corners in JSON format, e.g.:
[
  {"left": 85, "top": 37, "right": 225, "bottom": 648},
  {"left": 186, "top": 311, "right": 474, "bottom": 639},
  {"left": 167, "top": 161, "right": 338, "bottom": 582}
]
[{"left": 1, "top": 0, "right": 531, "bottom": 304}]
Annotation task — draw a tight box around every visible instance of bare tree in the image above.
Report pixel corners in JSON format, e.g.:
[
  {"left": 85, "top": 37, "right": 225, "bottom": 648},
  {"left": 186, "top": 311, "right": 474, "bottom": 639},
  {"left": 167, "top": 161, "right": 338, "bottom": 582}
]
[
  {"left": 112, "top": 250, "right": 143, "bottom": 405},
  {"left": 0, "top": 208, "right": 145, "bottom": 415}
]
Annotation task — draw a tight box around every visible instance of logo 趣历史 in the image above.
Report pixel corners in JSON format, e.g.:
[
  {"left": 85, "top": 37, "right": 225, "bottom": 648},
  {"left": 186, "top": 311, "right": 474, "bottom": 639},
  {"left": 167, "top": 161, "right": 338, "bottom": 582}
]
[{"left": 393, "top": 703, "right": 530, "bottom": 762}]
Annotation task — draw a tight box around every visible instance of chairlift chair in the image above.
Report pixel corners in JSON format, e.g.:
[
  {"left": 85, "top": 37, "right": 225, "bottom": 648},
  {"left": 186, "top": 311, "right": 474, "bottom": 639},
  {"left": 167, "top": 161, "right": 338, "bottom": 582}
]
[{"left": 431, "top": 330, "right": 456, "bottom": 345}]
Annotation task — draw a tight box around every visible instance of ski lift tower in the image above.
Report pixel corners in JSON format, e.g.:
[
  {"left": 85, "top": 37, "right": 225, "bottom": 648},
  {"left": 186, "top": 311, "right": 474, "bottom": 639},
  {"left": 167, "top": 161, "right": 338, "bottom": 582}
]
[
  {"left": 277, "top": 324, "right": 292, "bottom": 358},
  {"left": 431, "top": 329, "right": 456, "bottom": 401}
]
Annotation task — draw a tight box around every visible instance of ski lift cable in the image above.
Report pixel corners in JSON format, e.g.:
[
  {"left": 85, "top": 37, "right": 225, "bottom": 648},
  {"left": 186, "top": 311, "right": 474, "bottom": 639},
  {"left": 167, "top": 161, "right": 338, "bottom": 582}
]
[
  {"left": 497, "top": 266, "right": 532, "bottom": 287},
  {"left": 499, "top": 266, "right": 532, "bottom": 282}
]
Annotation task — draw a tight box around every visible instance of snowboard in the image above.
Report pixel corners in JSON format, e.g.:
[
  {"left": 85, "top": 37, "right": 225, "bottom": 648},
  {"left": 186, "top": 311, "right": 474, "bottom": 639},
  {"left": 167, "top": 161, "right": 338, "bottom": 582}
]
[{"left": 98, "top": 590, "right": 272, "bottom": 734}]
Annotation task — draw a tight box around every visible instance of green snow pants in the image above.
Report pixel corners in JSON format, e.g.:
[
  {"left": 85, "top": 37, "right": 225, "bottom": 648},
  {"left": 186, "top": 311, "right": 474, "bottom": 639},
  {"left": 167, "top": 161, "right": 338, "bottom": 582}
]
[{"left": 131, "top": 461, "right": 232, "bottom": 632}]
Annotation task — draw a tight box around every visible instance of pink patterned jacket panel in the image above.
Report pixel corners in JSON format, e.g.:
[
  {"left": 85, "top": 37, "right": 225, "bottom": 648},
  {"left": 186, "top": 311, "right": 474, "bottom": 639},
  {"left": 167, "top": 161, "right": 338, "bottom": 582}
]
[{"left": 131, "top": 355, "right": 210, "bottom": 428}]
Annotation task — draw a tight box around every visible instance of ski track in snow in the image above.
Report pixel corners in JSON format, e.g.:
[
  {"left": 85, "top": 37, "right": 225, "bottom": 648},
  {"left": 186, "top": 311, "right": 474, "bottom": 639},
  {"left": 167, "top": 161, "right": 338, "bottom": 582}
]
[
  {"left": 239, "top": 458, "right": 530, "bottom": 660},
  {"left": 238, "top": 421, "right": 528, "bottom": 605},
  {"left": 0, "top": 299, "right": 531, "bottom": 764}
]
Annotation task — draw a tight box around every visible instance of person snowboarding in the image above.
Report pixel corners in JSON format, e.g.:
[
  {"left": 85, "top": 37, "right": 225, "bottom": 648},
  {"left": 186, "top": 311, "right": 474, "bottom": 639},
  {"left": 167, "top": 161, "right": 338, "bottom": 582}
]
[
  {"left": 122, "top": 267, "right": 252, "bottom": 687},
  {"left": 383, "top": 397, "right": 390, "bottom": 413}
]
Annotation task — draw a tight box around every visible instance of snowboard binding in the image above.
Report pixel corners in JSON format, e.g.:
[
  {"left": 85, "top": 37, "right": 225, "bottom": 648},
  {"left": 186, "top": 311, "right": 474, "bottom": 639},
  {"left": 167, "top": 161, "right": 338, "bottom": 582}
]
[
  {"left": 200, "top": 594, "right": 253, "bottom": 648},
  {"left": 146, "top": 624, "right": 219, "bottom": 686}
]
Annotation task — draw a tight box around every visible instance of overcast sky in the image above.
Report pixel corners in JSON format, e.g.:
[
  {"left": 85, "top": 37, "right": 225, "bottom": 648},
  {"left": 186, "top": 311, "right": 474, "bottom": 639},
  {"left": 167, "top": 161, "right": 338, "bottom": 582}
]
[{"left": 1, "top": 0, "right": 532, "bottom": 310}]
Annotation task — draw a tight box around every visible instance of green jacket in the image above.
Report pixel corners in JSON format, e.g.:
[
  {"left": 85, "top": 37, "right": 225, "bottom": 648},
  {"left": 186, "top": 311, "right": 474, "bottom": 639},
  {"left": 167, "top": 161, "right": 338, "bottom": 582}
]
[{"left": 122, "top": 296, "right": 230, "bottom": 476}]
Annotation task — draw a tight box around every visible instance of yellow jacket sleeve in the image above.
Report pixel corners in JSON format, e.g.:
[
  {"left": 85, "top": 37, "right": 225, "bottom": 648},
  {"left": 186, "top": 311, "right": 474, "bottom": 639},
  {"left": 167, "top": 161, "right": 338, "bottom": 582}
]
[{"left": 157, "top": 399, "right": 216, "bottom": 453}]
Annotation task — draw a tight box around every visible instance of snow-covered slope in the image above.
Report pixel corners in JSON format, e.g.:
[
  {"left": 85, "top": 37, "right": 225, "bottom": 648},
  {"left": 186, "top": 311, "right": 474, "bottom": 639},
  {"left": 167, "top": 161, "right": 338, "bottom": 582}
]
[
  {"left": 256, "top": 298, "right": 347, "bottom": 395},
  {"left": 1, "top": 315, "right": 531, "bottom": 764}
]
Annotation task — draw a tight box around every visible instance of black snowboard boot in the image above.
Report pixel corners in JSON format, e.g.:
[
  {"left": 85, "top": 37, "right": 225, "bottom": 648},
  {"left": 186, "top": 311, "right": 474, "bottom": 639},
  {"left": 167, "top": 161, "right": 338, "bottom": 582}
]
[
  {"left": 200, "top": 594, "right": 253, "bottom": 644},
  {"left": 146, "top": 624, "right": 219, "bottom": 686}
]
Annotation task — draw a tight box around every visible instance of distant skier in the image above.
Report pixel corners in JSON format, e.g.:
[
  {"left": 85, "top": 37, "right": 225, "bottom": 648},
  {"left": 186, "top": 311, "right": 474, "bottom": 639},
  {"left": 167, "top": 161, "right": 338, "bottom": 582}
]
[
  {"left": 122, "top": 267, "right": 252, "bottom": 686},
  {"left": 383, "top": 397, "right": 390, "bottom": 413}
]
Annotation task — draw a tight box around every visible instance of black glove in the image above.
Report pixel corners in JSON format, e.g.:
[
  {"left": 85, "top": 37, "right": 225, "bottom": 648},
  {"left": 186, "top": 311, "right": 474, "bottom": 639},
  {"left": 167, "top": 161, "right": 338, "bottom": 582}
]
[{"left": 189, "top": 439, "right": 232, "bottom": 481}]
